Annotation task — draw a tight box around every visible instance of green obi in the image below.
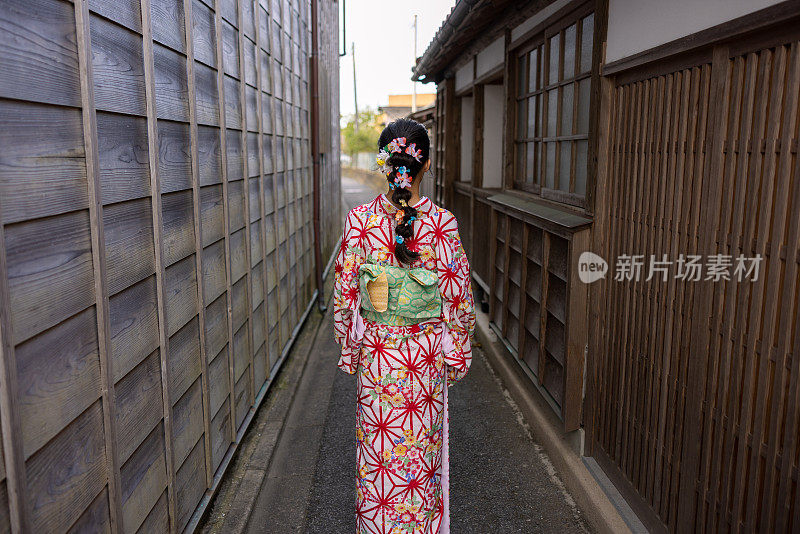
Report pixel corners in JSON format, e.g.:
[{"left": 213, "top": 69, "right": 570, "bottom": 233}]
[{"left": 359, "top": 263, "right": 442, "bottom": 326}]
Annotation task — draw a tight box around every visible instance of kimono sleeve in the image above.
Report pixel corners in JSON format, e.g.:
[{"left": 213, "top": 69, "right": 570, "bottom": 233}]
[
  {"left": 435, "top": 212, "right": 476, "bottom": 385},
  {"left": 333, "top": 209, "right": 366, "bottom": 374}
]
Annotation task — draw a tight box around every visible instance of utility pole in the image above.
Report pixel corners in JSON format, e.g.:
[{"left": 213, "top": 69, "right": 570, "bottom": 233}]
[
  {"left": 352, "top": 42, "right": 359, "bottom": 132},
  {"left": 412, "top": 14, "right": 417, "bottom": 112}
]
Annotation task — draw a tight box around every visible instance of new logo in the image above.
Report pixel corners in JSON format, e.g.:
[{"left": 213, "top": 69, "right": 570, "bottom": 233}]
[{"left": 578, "top": 252, "right": 608, "bottom": 284}]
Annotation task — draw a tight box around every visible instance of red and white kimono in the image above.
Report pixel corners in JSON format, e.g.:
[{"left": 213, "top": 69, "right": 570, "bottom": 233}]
[{"left": 333, "top": 194, "right": 475, "bottom": 534}]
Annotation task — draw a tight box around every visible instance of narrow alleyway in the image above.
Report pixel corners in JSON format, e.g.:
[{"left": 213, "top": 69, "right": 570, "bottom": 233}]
[{"left": 203, "top": 168, "right": 592, "bottom": 533}]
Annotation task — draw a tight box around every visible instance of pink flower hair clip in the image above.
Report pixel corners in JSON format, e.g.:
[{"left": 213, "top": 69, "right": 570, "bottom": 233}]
[
  {"left": 393, "top": 166, "right": 412, "bottom": 189},
  {"left": 386, "top": 137, "right": 407, "bottom": 153},
  {"left": 405, "top": 143, "right": 423, "bottom": 162}
]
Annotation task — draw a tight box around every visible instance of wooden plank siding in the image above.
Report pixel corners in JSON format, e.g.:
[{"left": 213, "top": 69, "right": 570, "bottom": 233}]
[
  {"left": 434, "top": 1, "right": 599, "bottom": 432},
  {"left": 589, "top": 26, "right": 800, "bottom": 532},
  {"left": 426, "top": 1, "right": 799, "bottom": 530},
  {"left": 0, "top": 0, "right": 338, "bottom": 531},
  {"left": 484, "top": 196, "right": 590, "bottom": 428}
]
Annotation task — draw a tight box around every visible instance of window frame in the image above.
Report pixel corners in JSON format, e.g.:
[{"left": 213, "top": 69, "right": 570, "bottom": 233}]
[
  {"left": 512, "top": 2, "right": 594, "bottom": 208},
  {"left": 456, "top": 89, "right": 475, "bottom": 186}
]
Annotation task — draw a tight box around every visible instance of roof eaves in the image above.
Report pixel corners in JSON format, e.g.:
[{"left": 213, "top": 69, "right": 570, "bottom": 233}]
[{"left": 411, "top": 0, "right": 480, "bottom": 83}]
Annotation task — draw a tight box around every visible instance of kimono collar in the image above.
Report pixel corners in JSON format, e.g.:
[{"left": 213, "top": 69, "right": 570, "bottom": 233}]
[{"left": 375, "top": 194, "right": 435, "bottom": 219}]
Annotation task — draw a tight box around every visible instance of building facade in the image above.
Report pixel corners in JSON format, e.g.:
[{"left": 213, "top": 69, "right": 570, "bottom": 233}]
[
  {"left": 378, "top": 93, "right": 437, "bottom": 124},
  {"left": 414, "top": 0, "right": 800, "bottom": 531},
  {"left": 0, "top": 0, "right": 339, "bottom": 532}
]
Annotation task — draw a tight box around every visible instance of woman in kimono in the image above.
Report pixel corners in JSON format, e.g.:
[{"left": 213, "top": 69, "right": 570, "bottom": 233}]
[{"left": 333, "top": 118, "right": 476, "bottom": 533}]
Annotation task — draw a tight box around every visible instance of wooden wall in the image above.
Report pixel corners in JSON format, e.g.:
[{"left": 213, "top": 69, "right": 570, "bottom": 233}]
[
  {"left": 432, "top": 79, "right": 452, "bottom": 207},
  {"left": 486, "top": 198, "right": 590, "bottom": 431},
  {"left": 0, "top": 0, "right": 338, "bottom": 531},
  {"left": 432, "top": 0, "right": 599, "bottom": 434},
  {"left": 590, "top": 31, "right": 800, "bottom": 532},
  {"left": 316, "top": 0, "right": 341, "bottom": 268}
]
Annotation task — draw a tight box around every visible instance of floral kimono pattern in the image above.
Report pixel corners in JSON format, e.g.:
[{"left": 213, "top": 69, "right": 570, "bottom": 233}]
[{"left": 334, "top": 194, "right": 475, "bottom": 534}]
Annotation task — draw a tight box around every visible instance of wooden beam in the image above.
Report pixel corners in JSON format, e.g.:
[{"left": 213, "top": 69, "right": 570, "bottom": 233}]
[
  {"left": 0, "top": 168, "right": 29, "bottom": 534},
  {"left": 502, "top": 29, "right": 516, "bottom": 190},
  {"left": 73, "top": 0, "right": 124, "bottom": 529},
  {"left": 235, "top": 0, "right": 257, "bottom": 407},
  {"left": 517, "top": 224, "right": 529, "bottom": 358},
  {"left": 182, "top": 0, "right": 214, "bottom": 489},
  {"left": 213, "top": 0, "right": 239, "bottom": 442},
  {"left": 554, "top": 28, "right": 565, "bottom": 192},
  {"left": 252, "top": 0, "right": 275, "bottom": 375},
  {"left": 444, "top": 77, "right": 458, "bottom": 208},
  {"left": 266, "top": 11, "right": 285, "bottom": 354},
  {"left": 488, "top": 209, "right": 498, "bottom": 323},
  {"left": 501, "top": 216, "right": 511, "bottom": 338},
  {"left": 140, "top": 0, "right": 177, "bottom": 529},
  {"left": 563, "top": 228, "right": 588, "bottom": 431},
  {"left": 583, "top": 74, "right": 615, "bottom": 455},
  {"left": 538, "top": 231, "right": 550, "bottom": 385},
  {"left": 586, "top": 0, "right": 609, "bottom": 215},
  {"left": 472, "top": 84, "right": 484, "bottom": 189}
]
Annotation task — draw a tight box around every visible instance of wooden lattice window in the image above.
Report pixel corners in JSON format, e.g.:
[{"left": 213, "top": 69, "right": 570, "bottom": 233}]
[{"left": 513, "top": 8, "right": 593, "bottom": 207}]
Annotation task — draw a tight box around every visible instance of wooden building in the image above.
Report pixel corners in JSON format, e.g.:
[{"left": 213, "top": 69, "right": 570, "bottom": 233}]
[
  {"left": 408, "top": 102, "right": 437, "bottom": 201},
  {"left": 0, "top": 0, "right": 340, "bottom": 532},
  {"left": 378, "top": 93, "right": 437, "bottom": 124},
  {"left": 413, "top": 0, "right": 800, "bottom": 531}
]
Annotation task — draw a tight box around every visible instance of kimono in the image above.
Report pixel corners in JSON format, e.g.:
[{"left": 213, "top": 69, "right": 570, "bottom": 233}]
[{"left": 333, "top": 194, "right": 476, "bottom": 534}]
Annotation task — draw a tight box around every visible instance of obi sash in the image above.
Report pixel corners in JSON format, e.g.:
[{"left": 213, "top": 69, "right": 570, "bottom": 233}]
[{"left": 358, "top": 263, "right": 442, "bottom": 326}]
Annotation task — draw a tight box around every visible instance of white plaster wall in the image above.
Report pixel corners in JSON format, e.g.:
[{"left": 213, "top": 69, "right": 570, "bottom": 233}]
[
  {"left": 482, "top": 85, "right": 504, "bottom": 188},
  {"left": 606, "top": 0, "right": 782, "bottom": 63},
  {"left": 476, "top": 36, "right": 505, "bottom": 78},
  {"left": 456, "top": 60, "right": 474, "bottom": 93},
  {"left": 511, "top": 0, "right": 572, "bottom": 43}
]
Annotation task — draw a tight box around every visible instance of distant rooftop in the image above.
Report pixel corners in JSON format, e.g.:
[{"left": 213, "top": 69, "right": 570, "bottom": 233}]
[
  {"left": 384, "top": 93, "right": 436, "bottom": 107},
  {"left": 377, "top": 93, "right": 437, "bottom": 125}
]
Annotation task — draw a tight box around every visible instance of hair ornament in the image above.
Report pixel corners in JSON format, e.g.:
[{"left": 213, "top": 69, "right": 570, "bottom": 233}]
[
  {"left": 394, "top": 209, "right": 405, "bottom": 222},
  {"left": 395, "top": 235, "right": 404, "bottom": 244},
  {"left": 386, "top": 137, "right": 407, "bottom": 153},
  {"left": 394, "top": 166, "right": 412, "bottom": 189},
  {"left": 376, "top": 148, "right": 393, "bottom": 175},
  {"left": 405, "top": 143, "right": 423, "bottom": 162},
  {"left": 399, "top": 199, "right": 408, "bottom": 207}
]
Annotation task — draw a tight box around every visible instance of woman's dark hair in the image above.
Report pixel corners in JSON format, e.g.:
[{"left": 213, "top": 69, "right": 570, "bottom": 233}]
[{"left": 377, "top": 118, "right": 430, "bottom": 264}]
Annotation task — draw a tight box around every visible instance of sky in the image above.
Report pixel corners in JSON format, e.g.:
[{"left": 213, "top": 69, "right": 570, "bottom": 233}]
[{"left": 338, "top": 0, "right": 457, "bottom": 121}]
